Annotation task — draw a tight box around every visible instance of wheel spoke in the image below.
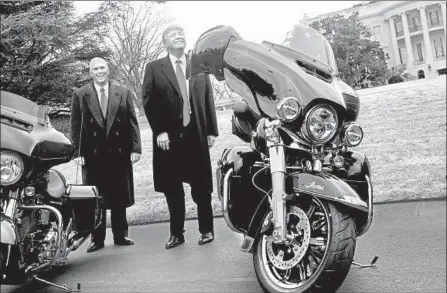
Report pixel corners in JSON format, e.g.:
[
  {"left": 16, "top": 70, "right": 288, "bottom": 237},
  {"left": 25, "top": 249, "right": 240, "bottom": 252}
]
[
  {"left": 309, "top": 237, "right": 325, "bottom": 246},
  {"left": 306, "top": 205, "right": 316, "bottom": 218}
]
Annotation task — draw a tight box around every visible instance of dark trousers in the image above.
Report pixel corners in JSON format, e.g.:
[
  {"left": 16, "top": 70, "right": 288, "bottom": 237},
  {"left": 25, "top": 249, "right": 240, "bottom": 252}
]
[
  {"left": 164, "top": 121, "right": 214, "bottom": 236},
  {"left": 91, "top": 207, "right": 129, "bottom": 243}
]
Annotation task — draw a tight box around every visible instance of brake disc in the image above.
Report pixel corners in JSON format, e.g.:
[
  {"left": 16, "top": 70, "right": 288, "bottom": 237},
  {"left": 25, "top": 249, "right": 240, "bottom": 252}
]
[{"left": 266, "top": 206, "right": 311, "bottom": 270}]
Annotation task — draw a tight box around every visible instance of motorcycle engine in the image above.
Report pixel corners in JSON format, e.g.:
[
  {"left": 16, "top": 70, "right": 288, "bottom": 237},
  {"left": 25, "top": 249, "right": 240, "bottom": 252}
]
[{"left": 19, "top": 209, "right": 60, "bottom": 265}]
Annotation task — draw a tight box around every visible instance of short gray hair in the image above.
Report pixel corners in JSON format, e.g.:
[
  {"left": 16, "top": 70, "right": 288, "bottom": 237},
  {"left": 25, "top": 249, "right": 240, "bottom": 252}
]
[
  {"left": 162, "top": 24, "right": 184, "bottom": 44},
  {"left": 89, "top": 57, "right": 108, "bottom": 70}
]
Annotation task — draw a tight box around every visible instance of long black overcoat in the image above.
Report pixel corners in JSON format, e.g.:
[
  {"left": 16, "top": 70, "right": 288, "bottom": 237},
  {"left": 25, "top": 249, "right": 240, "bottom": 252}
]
[
  {"left": 142, "top": 55, "right": 219, "bottom": 193},
  {"left": 70, "top": 82, "right": 142, "bottom": 209}
]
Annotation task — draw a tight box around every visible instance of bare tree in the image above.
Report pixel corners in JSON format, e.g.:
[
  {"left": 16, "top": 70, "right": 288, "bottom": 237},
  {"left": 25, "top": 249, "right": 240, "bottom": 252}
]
[
  {"left": 98, "top": 1, "right": 172, "bottom": 115},
  {"left": 210, "top": 75, "right": 233, "bottom": 101}
]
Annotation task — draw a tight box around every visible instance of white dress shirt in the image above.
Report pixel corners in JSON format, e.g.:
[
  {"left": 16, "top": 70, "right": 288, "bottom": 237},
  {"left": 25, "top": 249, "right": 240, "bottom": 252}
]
[
  {"left": 94, "top": 82, "right": 109, "bottom": 109},
  {"left": 168, "top": 54, "right": 189, "bottom": 97}
]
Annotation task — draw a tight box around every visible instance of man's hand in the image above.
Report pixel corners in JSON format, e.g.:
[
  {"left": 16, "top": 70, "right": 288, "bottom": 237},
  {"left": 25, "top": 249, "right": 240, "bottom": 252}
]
[
  {"left": 157, "top": 132, "right": 170, "bottom": 151},
  {"left": 73, "top": 157, "right": 85, "bottom": 165},
  {"left": 131, "top": 152, "right": 141, "bottom": 164},
  {"left": 207, "top": 135, "right": 216, "bottom": 148}
]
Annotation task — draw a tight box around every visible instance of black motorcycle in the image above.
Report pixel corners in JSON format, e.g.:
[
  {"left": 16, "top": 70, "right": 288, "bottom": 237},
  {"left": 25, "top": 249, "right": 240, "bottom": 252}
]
[
  {"left": 0, "top": 91, "right": 99, "bottom": 291},
  {"left": 188, "top": 24, "right": 374, "bottom": 293}
]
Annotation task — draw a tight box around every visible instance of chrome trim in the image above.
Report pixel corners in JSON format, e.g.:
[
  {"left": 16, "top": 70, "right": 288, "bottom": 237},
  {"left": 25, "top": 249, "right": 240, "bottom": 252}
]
[
  {"left": 302, "top": 104, "right": 338, "bottom": 144},
  {"left": 0, "top": 151, "right": 25, "bottom": 186},
  {"left": 267, "top": 141, "right": 287, "bottom": 242},
  {"left": 21, "top": 204, "right": 64, "bottom": 274},
  {"left": 293, "top": 188, "right": 368, "bottom": 212},
  {"left": 4, "top": 194, "right": 19, "bottom": 218},
  {"left": 342, "top": 123, "right": 364, "bottom": 147},
  {"left": 357, "top": 175, "right": 373, "bottom": 237},
  {"left": 241, "top": 236, "right": 255, "bottom": 253},
  {"left": 276, "top": 97, "right": 301, "bottom": 122},
  {"left": 222, "top": 168, "right": 240, "bottom": 233}
]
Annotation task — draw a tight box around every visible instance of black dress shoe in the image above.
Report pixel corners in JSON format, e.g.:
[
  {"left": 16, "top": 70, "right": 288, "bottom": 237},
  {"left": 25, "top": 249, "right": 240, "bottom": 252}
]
[
  {"left": 86, "top": 242, "right": 104, "bottom": 253},
  {"left": 114, "top": 237, "right": 135, "bottom": 246},
  {"left": 165, "top": 234, "right": 185, "bottom": 249},
  {"left": 198, "top": 232, "right": 214, "bottom": 245}
]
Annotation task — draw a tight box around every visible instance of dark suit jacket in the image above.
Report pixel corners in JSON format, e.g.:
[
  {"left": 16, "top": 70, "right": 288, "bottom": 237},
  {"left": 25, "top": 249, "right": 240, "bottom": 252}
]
[
  {"left": 70, "top": 82, "right": 142, "bottom": 208},
  {"left": 142, "top": 55, "right": 218, "bottom": 193}
]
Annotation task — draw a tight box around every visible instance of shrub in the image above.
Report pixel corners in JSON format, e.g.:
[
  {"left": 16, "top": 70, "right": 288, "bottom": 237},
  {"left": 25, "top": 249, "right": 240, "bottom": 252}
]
[
  {"left": 51, "top": 115, "right": 71, "bottom": 137},
  {"left": 388, "top": 75, "right": 404, "bottom": 84}
]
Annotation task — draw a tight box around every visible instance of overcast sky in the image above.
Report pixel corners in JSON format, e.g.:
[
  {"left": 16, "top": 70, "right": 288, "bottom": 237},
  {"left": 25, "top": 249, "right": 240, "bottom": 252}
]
[{"left": 74, "top": 1, "right": 363, "bottom": 49}]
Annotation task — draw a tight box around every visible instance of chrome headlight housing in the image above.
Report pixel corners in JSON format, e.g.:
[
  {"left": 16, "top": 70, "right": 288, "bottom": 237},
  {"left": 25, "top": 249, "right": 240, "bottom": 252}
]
[
  {"left": 303, "top": 104, "right": 338, "bottom": 144},
  {"left": 343, "top": 123, "right": 364, "bottom": 147},
  {"left": 47, "top": 169, "right": 67, "bottom": 199},
  {"left": 1, "top": 151, "right": 24, "bottom": 186},
  {"left": 276, "top": 97, "right": 301, "bottom": 122}
]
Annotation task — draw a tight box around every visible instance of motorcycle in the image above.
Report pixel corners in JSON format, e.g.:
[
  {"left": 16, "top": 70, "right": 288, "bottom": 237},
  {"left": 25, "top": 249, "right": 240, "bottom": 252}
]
[
  {"left": 0, "top": 90, "right": 100, "bottom": 292},
  {"left": 188, "top": 24, "right": 375, "bottom": 293}
]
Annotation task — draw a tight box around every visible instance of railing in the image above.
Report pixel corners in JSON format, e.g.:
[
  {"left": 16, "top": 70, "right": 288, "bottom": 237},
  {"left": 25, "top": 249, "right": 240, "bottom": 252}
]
[
  {"left": 409, "top": 25, "right": 422, "bottom": 33},
  {"left": 396, "top": 30, "right": 404, "bottom": 37},
  {"left": 428, "top": 19, "right": 444, "bottom": 28},
  {"left": 413, "top": 59, "right": 425, "bottom": 66}
]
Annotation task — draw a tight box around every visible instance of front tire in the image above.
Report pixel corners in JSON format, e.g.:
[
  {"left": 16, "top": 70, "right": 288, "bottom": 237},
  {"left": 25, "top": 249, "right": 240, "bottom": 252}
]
[{"left": 253, "top": 198, "right": 356, "bottom": 293}]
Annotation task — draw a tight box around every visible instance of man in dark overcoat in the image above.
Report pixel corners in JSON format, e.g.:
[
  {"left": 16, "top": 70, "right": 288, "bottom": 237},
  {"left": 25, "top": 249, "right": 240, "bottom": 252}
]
[
  {"left": 70, "top": 57, "right": 142, "bottom": 253},
  {"left": 142, "top": 25, "right": 219, "bottom": 249}
]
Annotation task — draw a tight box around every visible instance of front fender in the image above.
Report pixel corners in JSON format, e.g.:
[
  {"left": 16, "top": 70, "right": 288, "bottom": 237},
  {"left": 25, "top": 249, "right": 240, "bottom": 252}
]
[
  {"left": 292, "top": 172, "right": 368, "bottom": 212},
  {"left": 1, "top": 213, "right": 17, "bottom": 245}
]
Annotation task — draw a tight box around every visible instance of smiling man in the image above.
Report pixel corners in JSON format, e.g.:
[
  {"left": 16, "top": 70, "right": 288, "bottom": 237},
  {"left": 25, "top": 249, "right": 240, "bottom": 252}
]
[
  {"left": 70, "top": 57, "right": 142, "bottom": 253},
  {"left": 142, "top": 25, "right": 219, "bottom": 249}
]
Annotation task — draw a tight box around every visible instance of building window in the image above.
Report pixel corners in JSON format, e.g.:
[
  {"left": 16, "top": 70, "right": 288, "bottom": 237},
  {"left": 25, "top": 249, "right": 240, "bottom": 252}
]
[
  {"left": 372, "top": 25, "right": 381, "bottom": 41},
  {"left": 429, "top": 11, "right": 440, "bottom": 26},
  {"left": 395, "top": 20, "right": 404, "bottom": 36},
  {"left": 416, "top": 43, "right": 423, "bottom": 61},
  {"left": 399, "top": 47, "right": 408, "bottom": 64},
  {"left": 411, "top": 17, "right": 421, "bottom": 32},
  {"left": 434, "top": 38, "right": 445, "bottom": 58}
]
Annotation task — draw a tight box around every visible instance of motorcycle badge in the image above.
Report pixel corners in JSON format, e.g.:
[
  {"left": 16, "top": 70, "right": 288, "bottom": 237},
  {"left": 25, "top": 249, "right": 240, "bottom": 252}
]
[{"left": 304, "top": 181, "right": 325, "bottom": 191}]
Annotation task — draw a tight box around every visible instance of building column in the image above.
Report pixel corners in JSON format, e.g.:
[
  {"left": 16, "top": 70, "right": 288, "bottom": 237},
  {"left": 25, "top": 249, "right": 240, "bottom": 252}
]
[
  {"left": 401, "top": 12, "right": 414, "bottom": 66},
  {"left": 419, "top": 6, "right": 434, "bottom": 63},
  {"left": 440, "top": 2, "right": 446, "bottom": 37},
  {"left": 388, "top": 16, "right": 401, "bottom": 66}
]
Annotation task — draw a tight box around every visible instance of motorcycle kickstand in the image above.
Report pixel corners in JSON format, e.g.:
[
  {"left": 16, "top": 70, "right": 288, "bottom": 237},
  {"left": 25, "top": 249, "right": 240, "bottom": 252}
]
[
  {"left": 32, "top": 275, "right": 81, "bottom": 292},
  {"left": 352, "top": 256, "right": 379, "bottom": 268}
]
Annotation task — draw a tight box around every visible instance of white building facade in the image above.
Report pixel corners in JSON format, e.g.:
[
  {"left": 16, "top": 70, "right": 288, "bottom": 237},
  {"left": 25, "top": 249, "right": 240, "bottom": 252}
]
[{"left": 301, "top": 1, "right": 446, "bottom": 78}]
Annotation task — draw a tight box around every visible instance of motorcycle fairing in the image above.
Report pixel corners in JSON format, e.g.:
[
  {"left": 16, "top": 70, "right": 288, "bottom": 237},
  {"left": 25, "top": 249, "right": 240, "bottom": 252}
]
[
  {"left": 0, "top": 213, "right": 17, "bottom": 245},
  {"left": 188, "top": 25, "right": 353, "bottom": 121},
  {"left": 292, "top": 172, "right": 368, "bottom": 212},
  {"left": 1, "top": 91, "right": 74, "bottom": 166}
]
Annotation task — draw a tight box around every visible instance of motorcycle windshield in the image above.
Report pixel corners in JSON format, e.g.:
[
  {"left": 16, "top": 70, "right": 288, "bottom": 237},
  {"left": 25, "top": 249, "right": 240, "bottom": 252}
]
[
  {"left": 1, "top": 91, "right": 48, "bottom": 125},
  {"left": 282, "top": 23, "right": 338, "bottom": 75}
]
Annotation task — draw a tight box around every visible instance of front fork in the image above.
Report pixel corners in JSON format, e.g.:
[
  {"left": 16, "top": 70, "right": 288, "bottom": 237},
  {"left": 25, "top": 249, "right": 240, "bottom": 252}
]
[{"left": 267, "top": 140, "right": 289, "bottom": 242}]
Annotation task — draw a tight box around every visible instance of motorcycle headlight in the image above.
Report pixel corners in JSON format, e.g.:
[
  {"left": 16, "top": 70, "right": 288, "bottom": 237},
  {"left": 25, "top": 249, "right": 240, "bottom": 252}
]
[
  {"left": 303, "top": 105, "right": 338, "bottom": 144},
  {"left": 276, "top": 97, "right": 301, "bottom": 122},
  {"left": 343, "top": 123, "right": 364, "bottom": 147},
  {"left": 1, "top": 151, "right": 24, "bottom": 186}
]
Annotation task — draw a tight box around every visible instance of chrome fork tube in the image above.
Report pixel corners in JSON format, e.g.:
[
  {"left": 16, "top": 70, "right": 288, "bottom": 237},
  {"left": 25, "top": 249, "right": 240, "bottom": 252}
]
[
  {"left": 4, "top": 190, "right": 20, "bottom": 218},
  {"left": 267, "top": 141, "right": 287, "bottom": 242}
]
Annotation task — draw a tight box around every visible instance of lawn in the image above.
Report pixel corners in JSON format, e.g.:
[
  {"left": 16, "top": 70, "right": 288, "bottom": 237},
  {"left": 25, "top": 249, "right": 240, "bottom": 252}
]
[{"left": 54, "top": 76, "right": 446, "bottom": 225}]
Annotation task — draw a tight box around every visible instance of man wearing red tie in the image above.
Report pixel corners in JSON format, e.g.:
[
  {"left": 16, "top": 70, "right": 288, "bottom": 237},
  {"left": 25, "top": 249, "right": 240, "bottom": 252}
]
[{"left": 142, "top": 25, "right": 219, "bottom": 249}]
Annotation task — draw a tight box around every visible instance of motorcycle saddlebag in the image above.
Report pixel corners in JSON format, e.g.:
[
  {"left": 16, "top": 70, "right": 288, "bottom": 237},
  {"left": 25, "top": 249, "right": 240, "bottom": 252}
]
[{"left": 64, "top": 185, "right": 100, "bottom": 233}]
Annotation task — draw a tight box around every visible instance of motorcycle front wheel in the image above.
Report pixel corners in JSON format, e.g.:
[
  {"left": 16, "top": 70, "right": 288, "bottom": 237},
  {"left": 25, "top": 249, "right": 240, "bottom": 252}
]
[{"left": 253, "top": 197, "right": 356, "bottom": 293}]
